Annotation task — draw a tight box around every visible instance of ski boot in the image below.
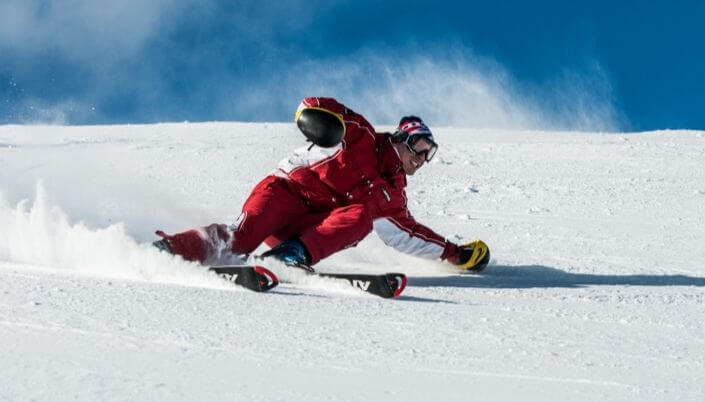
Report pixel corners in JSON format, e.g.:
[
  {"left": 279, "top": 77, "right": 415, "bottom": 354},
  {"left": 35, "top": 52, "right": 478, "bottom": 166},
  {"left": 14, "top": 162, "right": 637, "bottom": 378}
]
[
  {"left": 259, "top": 239, "right": 315, "bottom": 273},
  {"left": 151, "top": 225, "right": 231, "bottom": 263},
  {"left": 152, "top": 236, "right": 173, "bottom": 254}
]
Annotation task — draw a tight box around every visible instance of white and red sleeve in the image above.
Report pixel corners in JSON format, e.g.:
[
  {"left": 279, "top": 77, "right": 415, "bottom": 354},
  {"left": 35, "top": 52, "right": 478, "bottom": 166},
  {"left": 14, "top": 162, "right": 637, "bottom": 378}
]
[{"left": 372, "top": 211, "right": 451, "bottom": 260}]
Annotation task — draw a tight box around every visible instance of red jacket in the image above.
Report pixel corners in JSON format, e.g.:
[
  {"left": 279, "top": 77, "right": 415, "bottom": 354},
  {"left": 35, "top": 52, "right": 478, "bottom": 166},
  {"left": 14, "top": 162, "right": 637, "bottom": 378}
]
[{"left": 275, "top": 97, "right": 459, "bottom": 261}]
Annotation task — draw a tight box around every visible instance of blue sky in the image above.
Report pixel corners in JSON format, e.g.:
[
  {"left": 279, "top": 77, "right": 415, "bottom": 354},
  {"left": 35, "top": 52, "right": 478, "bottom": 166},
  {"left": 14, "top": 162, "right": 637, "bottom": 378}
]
[{"left": 1, "top": 0, "right": 703, "bottom": 131}]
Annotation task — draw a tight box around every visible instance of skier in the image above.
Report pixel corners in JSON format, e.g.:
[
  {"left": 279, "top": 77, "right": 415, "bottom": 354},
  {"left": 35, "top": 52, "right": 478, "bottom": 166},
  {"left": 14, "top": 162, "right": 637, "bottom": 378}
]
[{"left": 153, "top": 97, "right": 489, "bottom": 272}]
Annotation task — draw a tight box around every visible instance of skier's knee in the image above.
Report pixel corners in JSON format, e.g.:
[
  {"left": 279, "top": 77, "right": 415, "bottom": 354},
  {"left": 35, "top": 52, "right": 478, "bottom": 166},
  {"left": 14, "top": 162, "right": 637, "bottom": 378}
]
[{"left": 345, "top": 204, "right": 374, "bottom": 234}]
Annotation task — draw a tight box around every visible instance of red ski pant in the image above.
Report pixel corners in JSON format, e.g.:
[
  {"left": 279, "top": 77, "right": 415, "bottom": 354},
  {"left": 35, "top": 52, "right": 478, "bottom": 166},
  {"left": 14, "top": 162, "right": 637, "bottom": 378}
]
[
  {"left": 162, "top": 176, "right": 373, "bottom": 265},
  {"left": 233, "top": 176, "right": 373, "bottom": 264}
]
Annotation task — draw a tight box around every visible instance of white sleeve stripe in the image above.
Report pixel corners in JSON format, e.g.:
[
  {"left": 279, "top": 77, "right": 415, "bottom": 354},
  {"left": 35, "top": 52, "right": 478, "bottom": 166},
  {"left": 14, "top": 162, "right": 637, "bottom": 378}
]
[
  {"left": 373, "top": 218, "right": 444, "bottom": 259},
  {"left": 386, "top": 217, "right": 446, "bottom": 247},
  {"left": 277, "top": 144, "right": 342, "bottom": 173}
]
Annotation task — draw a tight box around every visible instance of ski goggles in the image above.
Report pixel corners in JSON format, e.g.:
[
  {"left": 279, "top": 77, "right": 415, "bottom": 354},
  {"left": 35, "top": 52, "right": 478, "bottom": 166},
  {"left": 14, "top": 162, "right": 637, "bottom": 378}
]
[{"left": 404, "top": 134, "right": 438, "bottom": 162}]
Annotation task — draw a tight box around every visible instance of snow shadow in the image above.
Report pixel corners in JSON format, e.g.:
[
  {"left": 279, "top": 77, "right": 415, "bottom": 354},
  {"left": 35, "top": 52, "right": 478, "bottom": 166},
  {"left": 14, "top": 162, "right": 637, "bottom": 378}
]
[{"left": 409, "top": 265, "right": 705, "bottom": 289}]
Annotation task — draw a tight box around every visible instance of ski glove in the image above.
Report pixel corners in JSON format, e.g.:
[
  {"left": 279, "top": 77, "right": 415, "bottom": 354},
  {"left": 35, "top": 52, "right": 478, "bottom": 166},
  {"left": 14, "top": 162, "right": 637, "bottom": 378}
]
[
  {"left": 296, "top": 106, "right": 345, "bottom": 148},
  {"left": 443, "top": 240, "right": 490, "bottom": 272}
]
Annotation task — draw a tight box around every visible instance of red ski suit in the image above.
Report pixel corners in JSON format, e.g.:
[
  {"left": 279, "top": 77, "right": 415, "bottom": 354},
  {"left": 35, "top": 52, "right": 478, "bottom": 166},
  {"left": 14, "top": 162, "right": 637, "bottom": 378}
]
[{"left": 165, "top": 97, "right": 461, "bottom": 265}]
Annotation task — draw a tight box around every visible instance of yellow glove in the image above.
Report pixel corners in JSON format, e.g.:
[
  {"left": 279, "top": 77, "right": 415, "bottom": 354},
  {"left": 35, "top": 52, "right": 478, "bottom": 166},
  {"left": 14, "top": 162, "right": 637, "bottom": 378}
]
[{"left": 453, "top": 240, "right": 490, "bottom": 272}]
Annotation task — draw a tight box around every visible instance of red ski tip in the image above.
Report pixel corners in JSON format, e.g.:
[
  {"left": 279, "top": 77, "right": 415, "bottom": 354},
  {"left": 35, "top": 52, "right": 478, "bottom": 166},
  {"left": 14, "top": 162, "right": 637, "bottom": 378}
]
[
  {"left": 391, "top": 274, "right": 407, "bottom": 298},
  {"left": 253, "top": 265, "right": 279, "bottom": 290}
]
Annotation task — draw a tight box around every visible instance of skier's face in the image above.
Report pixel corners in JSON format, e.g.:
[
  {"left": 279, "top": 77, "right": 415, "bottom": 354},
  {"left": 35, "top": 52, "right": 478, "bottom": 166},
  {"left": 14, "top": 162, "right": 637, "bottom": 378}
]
[
  {"left": 400, "top": 135, "right": 436, "bottom": 175},
  {"left": 400, "top": 143, "right": 427, "bottom": 175}
]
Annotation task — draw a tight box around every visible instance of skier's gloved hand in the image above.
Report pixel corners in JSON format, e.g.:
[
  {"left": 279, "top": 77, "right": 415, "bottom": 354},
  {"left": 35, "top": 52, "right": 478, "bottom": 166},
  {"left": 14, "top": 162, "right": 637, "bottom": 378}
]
[
  {"left": 295, "top": 106, "right": 345, "bottom": 148},
  {"left": 442, "top": 240, "right": 490, "bottom": 272}
]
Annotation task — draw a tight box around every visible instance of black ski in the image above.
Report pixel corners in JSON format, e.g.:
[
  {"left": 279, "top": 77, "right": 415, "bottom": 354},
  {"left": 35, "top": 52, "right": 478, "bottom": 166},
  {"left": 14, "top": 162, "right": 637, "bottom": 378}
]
[
  {"left": 209, "top": 265, "right": 279, "bottom": 292},
  {"left": 316, "top": 272, "right": 408, "bottom": 298},
  {"left": 208, "top": 265, "right": 407, "bottom": 298}
]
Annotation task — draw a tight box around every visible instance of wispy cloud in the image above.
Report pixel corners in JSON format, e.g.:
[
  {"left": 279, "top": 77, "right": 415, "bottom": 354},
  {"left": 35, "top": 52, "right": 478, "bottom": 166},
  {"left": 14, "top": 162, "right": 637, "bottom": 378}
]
[
  {"left": 0, "top": 0, "right": 177, "bottom": 61},
  {"left": 1, "top": 1, "right": 625, "bottom": 131},
  {"left": 226, "top": 46, "right": 625, "bottom": 131},
  {"left": 0, "top": 0, "right": 196, "bottom": 123}
]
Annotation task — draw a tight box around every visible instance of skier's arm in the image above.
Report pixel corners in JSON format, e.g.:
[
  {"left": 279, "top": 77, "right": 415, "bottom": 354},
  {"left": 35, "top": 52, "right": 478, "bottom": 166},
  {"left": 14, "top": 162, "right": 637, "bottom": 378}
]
[
  {"left": 371, "top": 185, "right": 461, "bottom": 262},
  {"left": 369, "top": 172, "right": 485, "bottom": 266},
  {"left": 374, "top": 212, "right": 486, "bottom": 267},
  {"left": 373, "top": 215, "right": 450, "bottom": 260},
  {"left": 374, "top": 211, "right": 487, "bottom": 269}
]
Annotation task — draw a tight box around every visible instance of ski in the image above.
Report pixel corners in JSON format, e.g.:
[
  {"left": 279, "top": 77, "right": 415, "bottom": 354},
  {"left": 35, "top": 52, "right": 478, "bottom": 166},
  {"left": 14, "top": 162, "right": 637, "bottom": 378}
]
[
  {"left": 278, "top": 262, "right": 408, "bottom": 298},
  {"left": 209, "top": 265, "right": 407, "bottom": 298},
  {"left": 209, "top": 265, "right": 279, "bottom": 292},
  {"left": 316, "top": 272, "right": 408, "bottom": 299}
]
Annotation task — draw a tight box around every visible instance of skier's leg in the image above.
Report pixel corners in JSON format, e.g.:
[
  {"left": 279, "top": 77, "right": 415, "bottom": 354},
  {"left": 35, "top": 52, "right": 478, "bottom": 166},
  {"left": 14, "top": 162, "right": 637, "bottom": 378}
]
[
  {"left": 298, "top": 204, "right": 373, "bottom": 264},
  {"left": 154, "top": 224, "right": 230, "bottom": 263},
  {"left": 262, "top": 212, "right": 328, "bottom": 248},
  {"left": 155, "top": 176, "right": 309, "bottom": 263},
  {"left": 231, "top": 176, "right": 310, "bottom": 254}
]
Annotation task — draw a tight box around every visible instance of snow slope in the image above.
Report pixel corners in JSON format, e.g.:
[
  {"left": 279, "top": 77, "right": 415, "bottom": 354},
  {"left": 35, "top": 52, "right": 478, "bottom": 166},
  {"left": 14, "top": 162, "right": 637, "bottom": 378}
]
[{"left": 1, "top": 123, "right": 704, "bottom": 401}]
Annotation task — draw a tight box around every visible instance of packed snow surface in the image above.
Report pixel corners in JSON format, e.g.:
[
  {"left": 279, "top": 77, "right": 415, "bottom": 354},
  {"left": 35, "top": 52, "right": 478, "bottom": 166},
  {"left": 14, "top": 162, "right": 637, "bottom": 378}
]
[{"left": 1, "top": 122, "right": 704, "bottom": 401}]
